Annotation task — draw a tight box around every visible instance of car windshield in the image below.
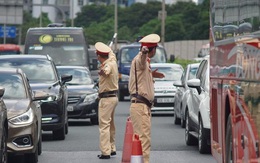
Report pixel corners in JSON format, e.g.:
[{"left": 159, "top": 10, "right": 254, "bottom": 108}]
[
  {"left": 0, "top": 59, "right": 56, "bottom": 82},
  {"left": 57, "top": 68, "right": 93, "bottom": 85},
  {"left": 152, "top": 66, "right": 183, "bottom": 81},
  {"left": 188, "top": 67, "right": 198, "bottom": 80},
  {"left": 120, "top": 47, "right": 166, "bottom": 63},
  {"left": 0, "top": 73, "right": 26, "bottom": 99},
  {"left": 28, "top": 45, "right": 87, "bottom": 66}
]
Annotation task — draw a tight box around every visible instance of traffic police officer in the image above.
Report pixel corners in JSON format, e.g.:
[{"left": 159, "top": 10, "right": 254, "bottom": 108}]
[
  {"left": 95, "top": 42, "right": 119, "bottom": 159},
  {"left": 128, "top": 34, "right": 165, "bottom": 163}
]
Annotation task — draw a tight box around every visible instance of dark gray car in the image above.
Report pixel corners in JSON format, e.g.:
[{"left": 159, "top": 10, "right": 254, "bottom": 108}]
[
  {"left": 57, "top": 66, "right": 99, "bottom": 125},
  {"left": 0, "top": 55, "right": 72, "bottom": 141}
]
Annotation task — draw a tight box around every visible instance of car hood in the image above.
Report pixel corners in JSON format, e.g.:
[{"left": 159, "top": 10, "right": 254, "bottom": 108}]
[
  {"left": 67, "top": 85, "right": 97, "bottom": 96},
  {"left": 154, "top": 81, "right": 177, "bottom": 91},
  {"left": 30, "top": 82, "right": 60, "bottom": 94},
  {"left": 5, "top": 99, "right": 30, "bottom": 119}
]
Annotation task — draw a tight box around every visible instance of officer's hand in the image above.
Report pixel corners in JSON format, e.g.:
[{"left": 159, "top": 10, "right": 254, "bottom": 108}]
[
  {"left": 152, "top": 69, "right": 165, "bottom": 78},
  {"left": 141, "top": 46, "right": 149, "bottom": 55},
  {"left": 98, "top": 69, "right": 107, "bottom": 76}
]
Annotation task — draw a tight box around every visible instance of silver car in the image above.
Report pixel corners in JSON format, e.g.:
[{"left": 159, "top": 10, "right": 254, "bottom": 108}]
[
  {"left": 173, "top": 63, "right": 199, "bottom": 127},
  {"left": 151, "top": 63, "right": 183, "bottom": 115},
  {"left": 0, "top": 87, "right": 7, "bottom": 163}
]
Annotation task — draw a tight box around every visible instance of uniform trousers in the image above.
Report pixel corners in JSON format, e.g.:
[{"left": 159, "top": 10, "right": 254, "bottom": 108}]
[
  {"left": 98, "top": 96, "right": 118, "bottom": 155},
  {"left": 130, "top": 102, "right": 151, "bottom": 163}
]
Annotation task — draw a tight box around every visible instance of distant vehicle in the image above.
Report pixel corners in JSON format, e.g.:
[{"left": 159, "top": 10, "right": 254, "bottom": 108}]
[
  {"left": 0, "top": 55, "right": 72, "bottom": 140},
  {"left": 151, "top": 63, "right": 183, "bottom": 115},
  {"left": 185, "top": 57, "right": 210, "bottom": 154},
  {"left": 57, "top": 66, "right": 99, "bottom": 125},
  {"left": 116, "top": 42, "right": 175, "bottom": 101},
  {"left": 0, "top": 87, "right": 7, "bottom": 163},
  {"left": 23, "top": 25, "right": 97, "bottom": 71},
  {"left": 0, "top": 68, "right": 48, "bottom": 163},
  {"left": 173, "top": 63, "right": 199, "bottom": 127},
  {"left": 0, "top": 44, "right": 21, "bottom": 55},
  {"left": 193, "top": 43, "right": 209, "bottom": 62}
]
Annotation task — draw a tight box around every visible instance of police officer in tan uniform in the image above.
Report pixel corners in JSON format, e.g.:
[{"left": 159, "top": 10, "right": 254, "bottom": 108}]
[
  {"left": 128, "top": 34, "right": 165, "bottom": 163},
  {"left": 95, "top": 42, "right": 119, "bottom": 159}
]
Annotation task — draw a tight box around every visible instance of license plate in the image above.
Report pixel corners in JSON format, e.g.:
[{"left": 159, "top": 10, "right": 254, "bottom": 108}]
[
  {"left": 67, "top": 106, "right": 74, "bottom": 112},
  {"left": 157, "top": 98, "right": 174, "bottom": 103}
]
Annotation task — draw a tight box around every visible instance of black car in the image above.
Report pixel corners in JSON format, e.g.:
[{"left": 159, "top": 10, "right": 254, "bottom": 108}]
[
  {"left": 57, "top": 66, "right": 99, "bottom": 125},
  {"left": 0, "top": 55, "right": 72, "bottom": 140},
  {"left": 0, "top": 87, "right": 7, "bottom": 163}
]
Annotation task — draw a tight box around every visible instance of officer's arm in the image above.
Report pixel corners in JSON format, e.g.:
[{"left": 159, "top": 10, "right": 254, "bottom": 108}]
[
  {"left": 139, "top": 46, "right": 148, "bottom": 70},
  {"left": 99, "top": 63, "right": 111, "bottom": 77}
]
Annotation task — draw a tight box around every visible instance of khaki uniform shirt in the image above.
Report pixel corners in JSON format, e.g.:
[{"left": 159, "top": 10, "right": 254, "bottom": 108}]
[
  {"left": 128, "top": 52, "right": 154, "bottom": 102},
  {"left": 99, "top": 56, "right": 119, "bottom": 93}
]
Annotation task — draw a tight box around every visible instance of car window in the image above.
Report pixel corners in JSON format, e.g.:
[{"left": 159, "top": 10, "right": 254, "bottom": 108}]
[
  {"left": 152, "top": 66, "right": 183, "bottom": 81},
  {"left": 28, "top": 45, "right": 86, "bottom": 66},
  {"left": 0, "top": 73, "right": 27, "bottom": 99},
  {"left": 188, "top": 67, "right": 198, "bottom": 80},
  {"left": 57, "top": 68, "right": 93, "bottom": 85},
  {"left": 0, "top": 58, "right": 56, "bottom": 82}
]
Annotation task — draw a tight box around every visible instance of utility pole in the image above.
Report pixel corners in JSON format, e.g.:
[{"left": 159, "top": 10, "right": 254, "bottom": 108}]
[
  {"left": 71, "top": 0, "right": 74, "bottom": 27},
  {"left": 114, "top": 0, "right": 118, "bottom": 51},
  {"left": 161, "top": 0, "right": 165, "bottom": 46},
  {"left": 40, "top": 0, "right": 42, "bottom": 27}
]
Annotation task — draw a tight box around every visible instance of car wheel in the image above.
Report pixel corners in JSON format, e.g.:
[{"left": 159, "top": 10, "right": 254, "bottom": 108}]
[
  {"left": 173, "top": 113, "right": 181, "bottom": 125},
  {"left": 198, "top": 117, "right": 210, "bottom": 154},
  {"left": 185, "top": 111, "right": 197, "bottom": 146},
  {"left": 91, "top": 116, "right": 99, "bottom": 125},
  {"left": 180, "top": 116, "right": 185, "bottom": 128},
  {"left": 65, "top": 121, "right": 68, "bottom": 135},
  {"left": 53, "top": 125, "right": 65, "bottom": 140},
  {"left": 38, "top": 131, "right": 42, "bottom": 155},
  {"left": 26, "top": 143, "right": 38, "bottom": 163},
  {"left": 225, "top": 114, "right": 233, "bottom": 163},
  {"left": 0, "top": 127, "right": 7, "bottom": 163}
]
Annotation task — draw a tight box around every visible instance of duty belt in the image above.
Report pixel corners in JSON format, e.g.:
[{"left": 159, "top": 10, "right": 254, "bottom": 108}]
[
  {"left": 131, "top": 94, "right": 153, "bottom": 108},
  {"left": 99, "top": 90, "right": 118, "bottom": 98}
]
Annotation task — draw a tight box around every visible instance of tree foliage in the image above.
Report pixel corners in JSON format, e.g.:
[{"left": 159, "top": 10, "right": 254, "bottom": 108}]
[{"left": 15, "top": 0, "right": 209, "bottom": 45}]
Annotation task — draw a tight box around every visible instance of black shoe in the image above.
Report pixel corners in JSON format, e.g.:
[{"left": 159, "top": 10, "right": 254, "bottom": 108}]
[
  {"left": 97, "top": 154, "right": 110, "bottom": 159},
  {"left": 111, "top": 151, "right": 116, "bottom": 156}
]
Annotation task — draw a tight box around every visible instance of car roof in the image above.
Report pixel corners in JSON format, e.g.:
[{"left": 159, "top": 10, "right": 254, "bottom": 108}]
[
  {"left": 0, "top": 67, "right": 23, "bottom": 74},
  {"left": 28, "top": 27, "right": 83, "bottom": 31},
  {"left": 0, "top": 54, "right": 51, "bottom": 60},
  {"left": 56, "top": 66, "right": 89, "bottom": 70},
  {"left": 120, "top": 42, "right": 164, "bottom": 49},
  {"left": 188, "top": 63, "right": 200, "bottom": 68},
  {"left": 150, "top": 63, "right": 183, "bottom": 69}
]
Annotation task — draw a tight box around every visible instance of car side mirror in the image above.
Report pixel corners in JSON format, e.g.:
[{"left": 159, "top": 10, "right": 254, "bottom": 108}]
[
  {"left": 187, "top": 79, "right": 201, "bottom": 94},
  {"left": 173, "top": 80, "right": 183, "bottom": 87},
  {"left": 61, "top": 74, "right": 72, "bottom": 84}
]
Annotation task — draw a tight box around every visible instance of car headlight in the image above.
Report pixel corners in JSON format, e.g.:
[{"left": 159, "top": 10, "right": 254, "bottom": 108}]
[
  {"left": 9, "top": 108, "right": 33, "bottom": 125},
  {"left": 121, "top": 74, "right": 129, "bottom": 82},
  {"left": 83, "top": 93, "right": 98, "bottom": 104}
]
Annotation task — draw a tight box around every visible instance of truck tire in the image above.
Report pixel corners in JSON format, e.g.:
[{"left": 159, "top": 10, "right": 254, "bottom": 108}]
[{"left": 225, "top": 114, "right": 233, "bottom": 162}]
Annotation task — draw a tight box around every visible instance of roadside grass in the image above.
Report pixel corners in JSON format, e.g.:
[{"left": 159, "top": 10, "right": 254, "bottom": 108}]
[{"left": 169, "top": 57, "right": 199, "bottom": 69}]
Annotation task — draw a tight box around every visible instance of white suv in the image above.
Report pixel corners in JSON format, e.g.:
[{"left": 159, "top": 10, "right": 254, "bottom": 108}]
[{"left": 184, "top": 57, "right": 210, "bottom": 154}]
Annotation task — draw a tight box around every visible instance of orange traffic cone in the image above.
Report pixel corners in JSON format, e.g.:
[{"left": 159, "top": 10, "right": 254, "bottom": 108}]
[
  {"left": 130, "top": 134, "right": 143, "bottom": 163},
  {"left": 121, "top": 117, "right": 134, "bottom": 163}
]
